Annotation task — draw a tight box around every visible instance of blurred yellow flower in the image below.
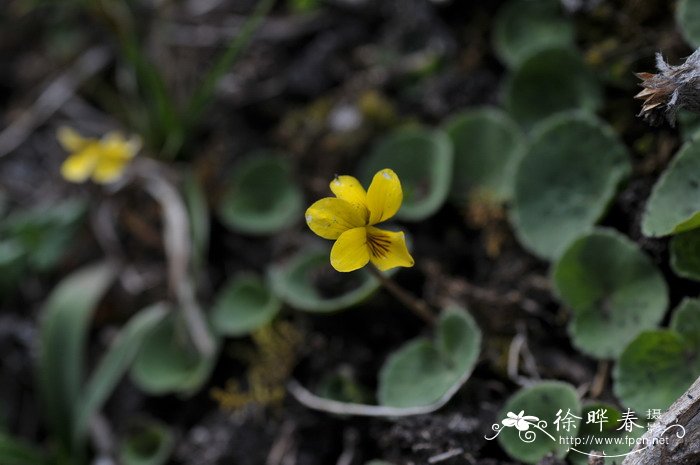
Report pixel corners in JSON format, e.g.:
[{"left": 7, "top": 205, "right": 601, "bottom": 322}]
[
  {"left": 57, "top": 127, "right": 141, "bottom": 184},
  {"left": 305, "top": 168, "right": 414, "bottom": 272}
]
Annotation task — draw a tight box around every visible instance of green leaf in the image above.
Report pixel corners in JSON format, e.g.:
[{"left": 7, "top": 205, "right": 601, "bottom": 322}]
[
  {"left": 497, "top": 381, "right": 581, "bottom": 464},
  {"left": 2, "top": 199, "right": 86, "bottom": 271},
  {"left": 316, "top": 371, "right": 371, "bottom": 404},
  {"left": 642, "top": 140, "right": 700, "bottom": 236},
  {"left": 678, "top": 0, "right": 700, "bottom": 47},
  {"left": 568, "top": 403, "right": 641, "bottom": 465},
  {"left": 0, "top": 433, "right": 48, "bottom": 465},
  {"left": 378, "top": 307, "right": 481, "bottom": 408},
  {"left": 210, "top": 274, "right": 281, "bottom": 336},
  {"left": 360, "top": 127, "right": 453, "bottom": 221},
  {"left": 268, "top": 246, "right": 383, "bottom": 313},
  {"left": 0, "top": 240, "right": 25, "bottom": 296},
  {"left": 670, "top": 297, "right": 700, "bottom": 350},
  {"left": 118, "top": 419, "right": 174, "bottom": 465},
  {"left": 504, "top": 48, "right": 602, "bottom": 129},
  {"left": 443, "top": 107, "right": 526, "bottom": 203},
  {"left": 613, "top": 330, "right": 700, "bottom": 414},
  {"left": 130, "top": 313, "right": 220, "bottom": 396},
  {"left": 218, "top": 153, "right": 303, "bottom": 235},
  {"left": 511, "top": 113, "right": 630, "bottom": 260},
  {"left": 73, "top": 304, "right": 169, "bottom": 448},
  {"left": 553, "top": 228, "right": 668, "bottom": 359},
  {"left": 670, "top": 229, "right": 700, "bottom": 280},
  {"left": 37, "top": 262, "right": 116, "bottom": 453},
  {"left": 493, "top": 0, "right": 574, "bottom": 68}
]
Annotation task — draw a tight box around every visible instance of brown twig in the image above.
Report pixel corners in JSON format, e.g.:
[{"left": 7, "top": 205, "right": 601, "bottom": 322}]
[
  {"left": 366, "top": 266, "right": 436, "bottom": 324},
  {"left": 589, "top": 360, "right": 609, "bottom": 399}
]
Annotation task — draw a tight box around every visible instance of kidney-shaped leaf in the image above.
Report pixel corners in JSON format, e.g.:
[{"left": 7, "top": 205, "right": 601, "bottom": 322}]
[
  {"left": 378, "top": 307, "right": 481, "bottom": 408},
  {"left": 217, "top": 153, "right": 303, "bottom": 235},
  {"left": 504, "top": 48, "right": 601, "bottom": 129},
  {"left": 642, "top": 140, "right": 700, "bottom": 237},
  {"left": 361, "top": 127, "right": 453, "bottom": 221},
  {"left": 553, "top": 228, "right": 668, "bottom": 359},
  {"left": 268, "top": 246, "right": 383, "bottom": 313},
  {"left": 670, "top": 297, "right": 700, "bottom": 350},
  {"left": 613, "top": 330, "right": 700, "bottom": 415},
  {"left": 670, "top": 229, "right": 700, "bottom": 281},
  {"left": 444, "top": 107, "right": 526, "bottom": 203},
  {"left": 119, "top": 419, "right": 174, "bottom": 465},
  {"left": 512, "top": 114, "right": 630, "bottom": 260},
  {"left": 493, "top": 0, "right": 574, "bottom": 68},
  {"left": 210, "top": 274, "right": 281, "bottom": 336},
  {"left": 130, "top": 313, "right": 219, "bottom": 396},
  {"left": 497, "top": 381, "right": 581, "bottom": 464}
]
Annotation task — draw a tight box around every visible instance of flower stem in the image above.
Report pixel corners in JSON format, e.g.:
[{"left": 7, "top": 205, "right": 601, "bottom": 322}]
[{"left": 367, "top": 266, "right": 436, "bottom": 324}]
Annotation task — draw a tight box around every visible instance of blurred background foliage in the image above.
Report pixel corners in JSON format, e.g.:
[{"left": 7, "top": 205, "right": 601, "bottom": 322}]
[{"left": 1, "top": 0, "right": 700, "bottom": 464}]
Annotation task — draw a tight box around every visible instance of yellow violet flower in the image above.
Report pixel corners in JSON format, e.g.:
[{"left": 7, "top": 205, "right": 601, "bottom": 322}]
[
  {"left": 305, "top": 168, "right": 415, "bottom": 272},
  {"left": 57, "top": 127, "right": 141, "bottom": 184}
]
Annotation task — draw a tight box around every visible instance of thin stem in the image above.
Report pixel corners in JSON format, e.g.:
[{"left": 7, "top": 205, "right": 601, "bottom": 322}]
[
  {"left": 589, "top": 360, "right": 609, "bottom": 399},
  {"left": 367, "top": 266, "right": 436, "bottom": 324}
]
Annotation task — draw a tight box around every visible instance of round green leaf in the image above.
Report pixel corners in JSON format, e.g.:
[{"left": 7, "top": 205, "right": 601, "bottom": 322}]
[
  {"left": 642, "top": 140, "right": 700, "bottom": 237},
  {"left": 497, "top": 381, "right": 581, "bottom": 464},
  {"left": 568, "top": 403, "right": 641, "bottom": 465},
  {"left": 493, "top": 0, "right": 574, "bottom": 68},
  {"left": 361, "top": 127, "right": 453, "bottom": 221},
  {"left": 670, "top": 297, "right": 700, "bottom": 349},
  {"left": 443, "top": 107, "right": 526, "bottom": 203},
  {"left": 504, "top": 48, "right": 602, "bottom": 129},
  {"left": 678, "top": 0, "right": 700, "bottom": 47},
  {"left": 210, "top": 274, "right": 281, "bottom": 337},
  {"left": 670, "top": 229, "right": 700, "bottom": 280},
  {"left": 378, "top": 307, "right": 481, "bottom": 408},
  {"left": 119, "top": 419, "right": 174, "bottom": 465},
  {"left": 268, "top": 246, "right": 382, "bottom": 313},
  {"left": 217, "top": 153, "right": 303, "bottom": 235},
  {"left": 511, "top": 114, "right": 631, "bottom": 260},
  {"left": 130, "top": 314, "right": 220, "bottom": 396},
  {"left": 553, "top": 228, "right": 668, "bottom": 359},
  {"left": 613, "top": 330, "right": 700, "bottom": 415}
]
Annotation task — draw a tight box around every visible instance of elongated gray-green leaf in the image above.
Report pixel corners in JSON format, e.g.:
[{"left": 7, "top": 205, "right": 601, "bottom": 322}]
[
  {"left": 37, "top": 262, "right": 115, "bottom": 452},
  {"left": 73, "top": 304, "right": 169, "bottom": 448}
]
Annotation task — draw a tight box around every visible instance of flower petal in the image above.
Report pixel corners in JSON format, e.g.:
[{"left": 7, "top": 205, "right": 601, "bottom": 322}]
[
  {"left": 366, "top": 168, "right": 403, "bottom": 224},
  {"left": 330, "top": 227, "right": 370, "bottom": 272},
  {"left": 100, "top": 132, "right": 141, "bottom": 160},
  {"left": 57, "top": 126, "right": 89, "bottom": 152},
  {"left": 366, "top": 226, "right": 414, "bottom": 271},
  {"left": 60, "top": 147, "right": 99, "bottom": 183},
  {"left": 502, "top": 418, "right": 517, "bottom": 427},
  {"left": 92, "top": 156, "right": 130, "bottom": 184},
  {"left": 305, "top": 198, "right": 367, "bottom": 240},
  {"left": 330, "top": 175, "right": 369, "bottom": 221}
]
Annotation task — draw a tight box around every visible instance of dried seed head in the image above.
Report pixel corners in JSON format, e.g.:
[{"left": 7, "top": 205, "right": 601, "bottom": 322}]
[{"left": 635, "top": 49, "right": 700, "bottom": 127}]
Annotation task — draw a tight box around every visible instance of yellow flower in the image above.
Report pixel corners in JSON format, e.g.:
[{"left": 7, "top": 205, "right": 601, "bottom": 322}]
[
  {"left": 305, "top": 168, "right": 415, "bottom": 272},
  {"left": 57, "top": 127, "right": 141, "bottom": 184}
]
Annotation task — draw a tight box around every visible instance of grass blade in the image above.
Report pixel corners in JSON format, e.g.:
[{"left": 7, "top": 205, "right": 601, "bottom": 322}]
[{"left": 72, "top": 303, "right": 169, "bottom": 448}]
